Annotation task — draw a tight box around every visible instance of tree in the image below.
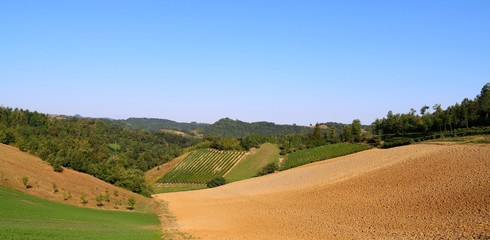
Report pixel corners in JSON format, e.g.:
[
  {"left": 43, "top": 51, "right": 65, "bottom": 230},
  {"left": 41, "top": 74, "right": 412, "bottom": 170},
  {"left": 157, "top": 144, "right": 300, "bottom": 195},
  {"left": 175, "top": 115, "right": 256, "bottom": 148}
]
[
  {"left": 351, "top": 119, "right": 362, "bottom": 142},
  {"left": 81, "top": 194, "right": 88, "bottom": 206},
  {"left": 341, "top": 126, "right": 353, "bottom": 143},
  {"left": 21, "top": 176, "right": 31, "bottom": 189},
  {"left": 127, "top": 197, "right": 136, "bottom": 210},
  {"left": 96, "top": 194, "right": 104, "bottom": 207},
  {"left": 206, "top": 177, "right": 226, "bottom": 188},
  {"left": 478, "top": 82, "right": 490, "bottom": 123}
]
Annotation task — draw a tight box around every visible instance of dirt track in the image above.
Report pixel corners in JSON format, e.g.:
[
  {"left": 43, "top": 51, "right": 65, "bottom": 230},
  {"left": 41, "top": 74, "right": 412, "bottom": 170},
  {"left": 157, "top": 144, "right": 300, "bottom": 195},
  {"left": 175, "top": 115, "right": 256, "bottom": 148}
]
[{"left": 154, "top": 144, "right": 490, "bottom": 239}]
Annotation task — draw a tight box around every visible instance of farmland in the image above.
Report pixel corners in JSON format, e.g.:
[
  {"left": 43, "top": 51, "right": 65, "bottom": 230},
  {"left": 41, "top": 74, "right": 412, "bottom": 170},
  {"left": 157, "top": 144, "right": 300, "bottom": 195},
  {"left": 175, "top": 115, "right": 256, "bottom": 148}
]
[
  {"left": 159, "top": 149, "right": 245, "bottom": 184},
  {"left": 155, "top": 143, "right": 490, "bottom": 239},
  {"left": 281, "top": 143, "right": 372, "bottom": 170},
  {"left": 225, "top": 143, "right": 281, "bottom": 182},
  {"left": 0, "top": 186, "right": 160, "bottom": 240}
]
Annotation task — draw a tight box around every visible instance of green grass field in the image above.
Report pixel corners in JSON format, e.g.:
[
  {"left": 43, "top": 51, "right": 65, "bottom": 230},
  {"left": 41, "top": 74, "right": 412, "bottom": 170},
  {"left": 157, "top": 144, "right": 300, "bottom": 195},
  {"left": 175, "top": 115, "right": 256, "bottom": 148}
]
[
  {"left": 159, "top": 149, "right": 245, "bottom": 184},
  {"left": 153, "top": 183, "right": 207, "bottom": 194},
  {"left": 225, "top": 143, "right": 281, "bottom": 182},
  {"left": 0, "top": 186, "right": 160, "bottom": 240},
  {"left": 281, "top": 143, "right": 372, "bottom": 170}
]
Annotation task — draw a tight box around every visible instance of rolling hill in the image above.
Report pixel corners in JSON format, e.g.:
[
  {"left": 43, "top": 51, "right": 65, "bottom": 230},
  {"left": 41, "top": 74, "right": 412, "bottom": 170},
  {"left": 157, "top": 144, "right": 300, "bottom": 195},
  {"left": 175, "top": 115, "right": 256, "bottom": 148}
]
[
  {"left": 0, "top": 143, "right": 152, "bottom": 211},
  {"left": 155, "top": 143, "right": 490, "bottom": 239}
]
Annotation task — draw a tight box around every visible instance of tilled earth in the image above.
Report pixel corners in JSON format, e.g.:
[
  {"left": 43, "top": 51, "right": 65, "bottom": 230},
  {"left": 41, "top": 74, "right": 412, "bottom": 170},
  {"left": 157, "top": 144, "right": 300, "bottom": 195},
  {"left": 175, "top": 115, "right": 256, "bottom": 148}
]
[{"left": 155, "top": 143, "right": 490, "bottom": 239}]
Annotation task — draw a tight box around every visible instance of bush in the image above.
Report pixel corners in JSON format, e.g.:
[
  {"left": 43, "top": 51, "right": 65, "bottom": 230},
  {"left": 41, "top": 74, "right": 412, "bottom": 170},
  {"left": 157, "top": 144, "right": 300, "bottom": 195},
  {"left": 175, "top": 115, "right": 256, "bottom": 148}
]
[
  {"left": 21, "top": 176, "right": 31, "bottom": 189},
  {"left": 52, "top": 163, "right": 63, "bottom": 172},
  {"left": 81, "top": 194, "right": 88, "bottom": 206},
  {"left": 256, "top": 162, "right": 279, "bottom": 176},
  {"left": 63, "top": 191, "right": 72, "bottom": 201},
  {"left": 52, "top": 182, "right": 58, "bottom": 193},
  {"left": 381, "top": 138, "right": 414, "bottom": 149},
  {"left": 206, "top": 177, "right": 226, "bottom": 188},
  {"left": 127, "top": 197, "right": 135, "bottom": 210},
  {"left": 96, "top": 194, "right": 104, "bottom": 207}
]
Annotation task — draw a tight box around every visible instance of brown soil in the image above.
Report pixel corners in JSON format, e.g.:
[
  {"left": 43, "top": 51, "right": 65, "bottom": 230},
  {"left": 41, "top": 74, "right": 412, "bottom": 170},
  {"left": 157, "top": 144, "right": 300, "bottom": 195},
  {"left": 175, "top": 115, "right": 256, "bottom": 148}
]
[
  {"left": 154, "top": 143, "right": 490, "bottom": 239},
  {"left": 0, "top": 143, "right": 152, "bottom": 212}
]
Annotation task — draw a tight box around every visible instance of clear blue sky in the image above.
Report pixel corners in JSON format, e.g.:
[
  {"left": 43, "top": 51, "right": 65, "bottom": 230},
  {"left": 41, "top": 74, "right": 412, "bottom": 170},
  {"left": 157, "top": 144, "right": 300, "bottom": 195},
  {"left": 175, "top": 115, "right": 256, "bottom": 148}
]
[{"left": 1, "top": 1, "right": 489, "bottom": 125}]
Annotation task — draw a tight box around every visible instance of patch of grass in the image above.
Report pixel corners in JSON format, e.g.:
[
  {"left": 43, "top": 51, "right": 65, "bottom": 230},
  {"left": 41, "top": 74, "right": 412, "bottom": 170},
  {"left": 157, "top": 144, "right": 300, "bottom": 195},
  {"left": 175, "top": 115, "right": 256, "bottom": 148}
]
[
  {"left": 225, "top": 143, "right": 280, "bottom": 182},
  {"left": 0, "top": 186, "right": 160, "bottom": 240},
  {"left": 153, "top": 184, "right": 206, "bottom": 194},
  {"left": 281, "top": 143, "right": 372, "bottom": 170}
]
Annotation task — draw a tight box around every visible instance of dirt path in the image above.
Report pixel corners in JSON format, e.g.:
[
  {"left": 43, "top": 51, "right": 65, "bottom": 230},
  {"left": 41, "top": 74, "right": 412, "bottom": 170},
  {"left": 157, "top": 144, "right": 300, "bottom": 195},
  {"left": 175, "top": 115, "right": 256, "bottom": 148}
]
[{"left": 154, "top": 144, "right": 490, "bottom": 239}]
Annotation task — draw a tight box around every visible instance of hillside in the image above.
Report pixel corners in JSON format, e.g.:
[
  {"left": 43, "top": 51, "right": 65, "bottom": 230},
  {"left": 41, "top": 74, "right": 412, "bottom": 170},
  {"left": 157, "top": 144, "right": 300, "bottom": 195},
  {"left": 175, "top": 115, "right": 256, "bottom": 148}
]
[
  {"left": 0, "top": 187, "right": 160, "bottom": 240},
  {"left": 155, "top": 143, "right": 490, "bottom": 239},
  {"left": 0, "top": 143, "right": 152, "bottom": 211},
  {"left": 203, "top": 118, "right": 310, "bottom": 138},
  {"left": 122, "top": 117, "right": 209, "bottom": 132}
]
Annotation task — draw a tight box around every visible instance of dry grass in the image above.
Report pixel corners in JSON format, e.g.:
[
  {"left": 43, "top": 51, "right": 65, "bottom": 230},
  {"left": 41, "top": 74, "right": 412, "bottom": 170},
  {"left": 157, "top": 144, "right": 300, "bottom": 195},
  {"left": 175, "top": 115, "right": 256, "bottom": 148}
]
[{"left": 0, "top": 143, "right": 152, "bottom": 212}]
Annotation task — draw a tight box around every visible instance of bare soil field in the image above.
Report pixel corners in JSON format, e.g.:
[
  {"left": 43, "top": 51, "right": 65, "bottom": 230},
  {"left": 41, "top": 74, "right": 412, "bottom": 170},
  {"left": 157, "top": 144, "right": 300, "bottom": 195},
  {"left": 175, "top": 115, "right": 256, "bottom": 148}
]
[
  {"left": 154, "top": 143, "right": 490, "bottom": 239},
  {"left": 0, "top": 143, "right": 152, "bottom": 211}
]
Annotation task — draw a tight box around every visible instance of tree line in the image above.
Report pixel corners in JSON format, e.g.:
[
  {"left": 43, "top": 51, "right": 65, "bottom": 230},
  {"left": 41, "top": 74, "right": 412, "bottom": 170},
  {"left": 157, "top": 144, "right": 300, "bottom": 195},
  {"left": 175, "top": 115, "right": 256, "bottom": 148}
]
[
  {"left": 0, "top": 108, "right": 198, "bottom": 196},
  {"left": 373, "top": 83, "right": 490, "bottom": 136}
]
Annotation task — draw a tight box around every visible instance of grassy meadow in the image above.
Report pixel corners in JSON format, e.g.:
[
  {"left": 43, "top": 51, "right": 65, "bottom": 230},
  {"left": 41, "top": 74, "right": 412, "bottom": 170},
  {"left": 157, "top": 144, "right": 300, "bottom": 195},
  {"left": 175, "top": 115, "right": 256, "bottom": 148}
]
[
  {"left": 225, "top": 143, "right": 281, "bottom": 182},
  {"left": 0, "top": 186, "right": 160, "bottom": 240}
]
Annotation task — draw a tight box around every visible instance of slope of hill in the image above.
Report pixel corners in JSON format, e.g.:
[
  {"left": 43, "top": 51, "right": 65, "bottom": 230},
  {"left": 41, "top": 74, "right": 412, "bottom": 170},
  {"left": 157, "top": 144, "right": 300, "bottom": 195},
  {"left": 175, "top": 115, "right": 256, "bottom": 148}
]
[
  {"left": 203, "top": 118, "right": 310, "bottom": 138},
  {"left": 155, "top": 143, "right": 490, "bottom": 239},
  {"left": 122, "top": 117, "right": 209, "bottom": 132},
  {"left": 0, "top": 186, "right": 160, "bottom": 240},
  {"left": 0, "top": 143, "right": 152, "bottom": 211}
]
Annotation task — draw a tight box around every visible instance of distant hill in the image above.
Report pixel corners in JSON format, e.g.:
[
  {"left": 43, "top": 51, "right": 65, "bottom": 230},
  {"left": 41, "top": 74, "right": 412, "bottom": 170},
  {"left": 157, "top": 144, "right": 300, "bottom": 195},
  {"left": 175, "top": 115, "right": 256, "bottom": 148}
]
[
  {"left": 122, "top": 118, "right": 209, "bottom": 132},
  {"left": 203, "top": 118, "right": 311, "bottom": 138}
]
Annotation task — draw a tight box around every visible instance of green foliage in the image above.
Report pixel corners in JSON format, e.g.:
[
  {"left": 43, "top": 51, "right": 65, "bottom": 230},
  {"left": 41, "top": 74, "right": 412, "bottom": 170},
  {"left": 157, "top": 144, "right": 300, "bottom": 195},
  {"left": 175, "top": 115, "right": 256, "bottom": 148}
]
[
  {"left": 0, "top": 107, "right": 197, "bottom": 195},
  {"left": 127, "top": 197, "right": 136, "bottom": 210},
  {"left": 63, "top": 191, "right": 72, "bottom": 201},
  {"left": 0, "top": 187, "right": 160, "bottom": 239},
  {"left": 21, "top": 176, "right": 31, "bottom": 189},
  {"left": 226, "top": 143, "right": 281, "bottom": 182},
  {"left": 281, "top": 143, "right": 372, "bottom": 170},
  {"left": 373, "top": 83, "right": 490, "bottom": 137},
  {"left": 159, "top": 149, "right": 245, "bottom": 184},
  {"left": 52, "top": 162, "right": 63, "bottom": 172},
  {"left": 206, "top": 177, "right": 226, "bottom": 188},
  {"left": 96, "top": 194, "right": 104, "bottom": 207},
  {"left": 80, "top": 194, "right": 88, "bottom": 206},
  {"left": 203, "top": 118, "right": 309, "bottom": 138},
  {"left": 122, "top": 117, "right": 208, "bottom": 132},
  {"left": 256, "top": 162, "right": 279, "bottom": 176},
  {"left": 211, "top": 137, "right": 243, "bottom": 151},
  {"left": 381, "top": 138, "right": 414, "bottom": 148}
]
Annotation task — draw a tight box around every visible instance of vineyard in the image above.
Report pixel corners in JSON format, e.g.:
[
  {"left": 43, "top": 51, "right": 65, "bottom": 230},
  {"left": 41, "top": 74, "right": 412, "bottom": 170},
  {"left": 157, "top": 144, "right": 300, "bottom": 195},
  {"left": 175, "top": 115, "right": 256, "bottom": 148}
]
[
  {"left": 281, "top": 143, "right": 372, "bottom": 170},
  {"left": 159, "top": 149, "right": 245, "bottom": 184}
]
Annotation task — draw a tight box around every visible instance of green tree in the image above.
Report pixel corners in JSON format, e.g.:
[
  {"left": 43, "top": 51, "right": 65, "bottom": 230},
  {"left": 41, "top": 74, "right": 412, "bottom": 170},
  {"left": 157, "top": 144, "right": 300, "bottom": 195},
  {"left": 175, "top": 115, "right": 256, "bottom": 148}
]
[
  {"left": 127, "top": 197, "right": 136, "bottom": 210},
  {"left": 351, "top": 119, "right": 362, "bottom": 142},
  {"left": 341, "top": 126, "right": 354, "bottom": 143}
]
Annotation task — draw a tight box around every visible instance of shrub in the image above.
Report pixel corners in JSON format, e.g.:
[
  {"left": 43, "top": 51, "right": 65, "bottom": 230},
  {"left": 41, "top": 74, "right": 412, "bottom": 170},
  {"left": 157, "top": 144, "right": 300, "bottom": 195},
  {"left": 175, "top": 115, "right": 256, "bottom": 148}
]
[
  {"left": 104, "top": 190, "right": 111, "bottom": 203},
  {"left": 63, "top": 191, "right": 72, "bottom": 201},
  {"left": 113, "top": 190, "right": 119, "bottom": 197},
  {"left": 381, "top": 138, "right": 414, "bottom": 149},
  {"left": 256, "top": 162, "right": 279, "bottom": 176},
  {"left": 52, "top": 163, "right": 63, "bottom": 172},
  {"left": 96, "top": 194, "right": 104, "bottom": 207},
  {"left": 206, "top": 177, "right": 226, "bottom": 188},
  {"left": 81, "top": 194, "right": 88, "bottom": 206},
  {"left": 21, "top": 176, "right": 31, "bottom": 189},
  {"left": 127, "top": 197, "right": 135, "bottom": 210},
  {"left": 52, "top": 182, "right": 58, "bottom": 193}
]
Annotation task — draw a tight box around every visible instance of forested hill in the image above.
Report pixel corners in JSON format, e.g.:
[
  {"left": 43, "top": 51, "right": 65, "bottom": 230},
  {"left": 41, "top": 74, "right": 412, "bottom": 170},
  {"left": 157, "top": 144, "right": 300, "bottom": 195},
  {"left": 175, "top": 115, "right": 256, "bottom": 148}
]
[
  {"left": 202, "top": 118, "right": 310, "bottom": 138},
  {"left": 121, "top": 118, "right": 209, "bottom": 132},
  {"left": 0, "top": 109, "right": 198, "bottom": 196}
]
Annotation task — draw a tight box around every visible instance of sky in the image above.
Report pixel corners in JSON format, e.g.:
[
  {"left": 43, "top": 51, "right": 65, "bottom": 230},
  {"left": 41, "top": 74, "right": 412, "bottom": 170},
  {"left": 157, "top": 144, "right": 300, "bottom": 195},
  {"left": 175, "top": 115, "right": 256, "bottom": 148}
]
[{"left": 1, "top": 1, "right": 489, "bottom": 125}]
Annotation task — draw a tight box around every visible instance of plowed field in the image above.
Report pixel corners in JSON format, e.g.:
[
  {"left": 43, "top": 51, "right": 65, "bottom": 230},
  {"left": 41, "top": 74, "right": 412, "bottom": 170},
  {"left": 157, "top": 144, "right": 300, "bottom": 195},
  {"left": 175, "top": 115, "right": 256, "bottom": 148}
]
[{"left": 154, "top": 143, "right": 490, "bottom": 239}]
